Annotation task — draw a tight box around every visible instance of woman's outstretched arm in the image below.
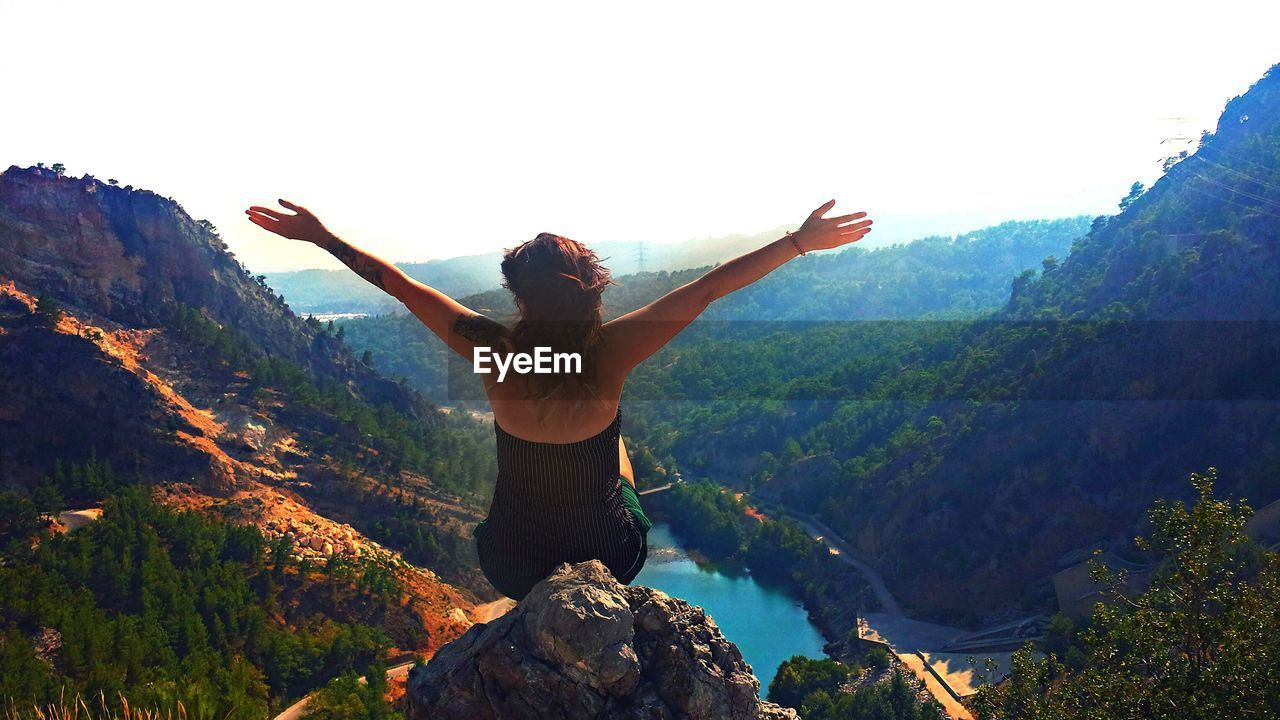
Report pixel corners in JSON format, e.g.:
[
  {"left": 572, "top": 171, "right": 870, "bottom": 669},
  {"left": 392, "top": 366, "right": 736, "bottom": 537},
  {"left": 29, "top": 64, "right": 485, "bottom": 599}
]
[
  {"left": 600, "top": 200, "right": 871, "bottom": 375},
  {"left": 246, "top": 200, "right": 501, "bottom": 358}
]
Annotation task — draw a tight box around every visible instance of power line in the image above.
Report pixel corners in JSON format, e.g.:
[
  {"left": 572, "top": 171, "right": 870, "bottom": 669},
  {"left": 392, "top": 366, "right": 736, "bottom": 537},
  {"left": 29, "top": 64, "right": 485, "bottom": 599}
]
[
  {"left": 1182, "top": 179, "right": 1280, "bottom": 221},
  {"left": 1191, "top": 171, "right": 1280, "bottom": 212}
]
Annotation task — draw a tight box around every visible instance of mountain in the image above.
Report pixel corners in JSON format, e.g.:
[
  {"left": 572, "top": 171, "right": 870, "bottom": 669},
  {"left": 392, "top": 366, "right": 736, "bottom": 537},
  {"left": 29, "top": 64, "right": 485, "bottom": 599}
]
[
  {"left": 263, "top": 253, "right": 501, "bottom": 317},
  {"left": 0, "top": 167, "right": 437, "bottom": 485},
  {"left": 0, "top": 165, "right": 509, "bottom": 712}
]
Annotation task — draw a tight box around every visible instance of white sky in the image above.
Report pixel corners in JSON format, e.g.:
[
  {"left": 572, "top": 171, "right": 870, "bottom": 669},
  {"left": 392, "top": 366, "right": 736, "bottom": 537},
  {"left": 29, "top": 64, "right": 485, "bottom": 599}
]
[{"left": 2, "top": 1, "right": 1278, "bottom": 272}]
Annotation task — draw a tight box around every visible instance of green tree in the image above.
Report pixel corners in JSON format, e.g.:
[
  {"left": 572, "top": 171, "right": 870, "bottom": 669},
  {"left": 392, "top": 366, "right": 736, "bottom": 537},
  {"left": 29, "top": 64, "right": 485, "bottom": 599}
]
[
  {"left": 0, "top": 628, "right": 56, "bottom": 708},
  {"left": 1119, "top": 181, "right": 1144, "bottom": 210},
  {"left": 35, "top": 293, "right": 62, "bottom": 326},
  {"left": 304, "top": 663, "right": 394, "bottom": 720},
  {"left": 32, "top": 476, "right": 63, "bottom": 515},
  {"left": 303, "top": 673, "right": 367, "bottom": 720},
  {"left": 972, "top": 468, "right": 1280, "bottom": 719},
  {"left": 865, "top": 646, "right": 890, "bottom": 671},
  {"left": 769, "top": 655, "right": 851, "bottom": 709},
  {"left": 770, "top": 657, "right": 942, "bottom": 720},
  {"left": 0, "top": 492, "right": 40, "bottom": 549}
]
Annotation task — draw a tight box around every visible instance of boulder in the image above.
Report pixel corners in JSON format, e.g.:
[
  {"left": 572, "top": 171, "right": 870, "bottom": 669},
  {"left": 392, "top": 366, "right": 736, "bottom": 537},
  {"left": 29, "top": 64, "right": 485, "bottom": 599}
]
[
  {"left": 405, "top": 560, "right": 797, "bottom": 720},
  {"left": 238, "top": 421, "right": 266, "bottom": 451}
]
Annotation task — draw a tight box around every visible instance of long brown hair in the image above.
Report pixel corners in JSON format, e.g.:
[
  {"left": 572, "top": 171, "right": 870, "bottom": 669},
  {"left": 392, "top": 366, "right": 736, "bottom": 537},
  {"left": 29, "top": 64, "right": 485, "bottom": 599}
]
[{"left": 500, "top": 233, "right": 614, "bottom": 417}]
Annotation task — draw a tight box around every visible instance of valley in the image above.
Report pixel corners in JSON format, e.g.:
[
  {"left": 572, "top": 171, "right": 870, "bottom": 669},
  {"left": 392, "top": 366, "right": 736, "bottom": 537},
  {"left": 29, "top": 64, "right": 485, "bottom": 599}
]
[{"left": 3, "top": 59, "right": 1280, "bottom": 720}]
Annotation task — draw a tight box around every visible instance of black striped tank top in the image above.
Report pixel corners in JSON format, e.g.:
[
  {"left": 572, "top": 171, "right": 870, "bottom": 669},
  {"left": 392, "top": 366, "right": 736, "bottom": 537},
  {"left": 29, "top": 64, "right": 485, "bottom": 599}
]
[{"left": 475, "top": 406, "right": 646, "bottom": 598}]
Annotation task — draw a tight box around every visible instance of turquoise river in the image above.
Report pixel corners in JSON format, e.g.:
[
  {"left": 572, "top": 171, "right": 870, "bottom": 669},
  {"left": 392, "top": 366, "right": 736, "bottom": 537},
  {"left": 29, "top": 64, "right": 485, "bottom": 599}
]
[{"left": 633, "top": 523, "right": 829, "bottom": 689}]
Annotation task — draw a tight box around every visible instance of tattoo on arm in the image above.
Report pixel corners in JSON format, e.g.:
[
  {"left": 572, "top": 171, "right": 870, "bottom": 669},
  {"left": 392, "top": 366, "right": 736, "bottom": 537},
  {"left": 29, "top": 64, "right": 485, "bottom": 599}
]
[
  {"left": 324, "top": 237, "right": 387, "bottom": 291},
  {"left": 453, "top": 313, "right": 508, "bottom": 346}
]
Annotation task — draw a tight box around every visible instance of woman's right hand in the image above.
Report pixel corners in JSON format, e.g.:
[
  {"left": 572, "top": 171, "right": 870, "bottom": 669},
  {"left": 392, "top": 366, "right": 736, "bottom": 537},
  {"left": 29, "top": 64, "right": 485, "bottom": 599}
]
[{"left": 793, "top": 200, "right": 873, "bottom": 253}]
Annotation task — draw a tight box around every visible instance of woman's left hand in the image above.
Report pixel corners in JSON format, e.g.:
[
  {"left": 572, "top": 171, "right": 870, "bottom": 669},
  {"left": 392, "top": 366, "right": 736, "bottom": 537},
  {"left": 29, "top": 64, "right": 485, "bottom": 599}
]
[
  {"left": 793, "top": 200, "right": 873, "bottom": 253},
  {"left": 246, "top": 199, "right": 332, "bottom": 245}
]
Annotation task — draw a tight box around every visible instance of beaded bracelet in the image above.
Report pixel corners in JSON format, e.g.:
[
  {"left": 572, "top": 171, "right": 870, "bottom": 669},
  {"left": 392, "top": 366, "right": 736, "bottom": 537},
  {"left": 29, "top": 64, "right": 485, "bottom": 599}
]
[{"left": 786, "top": 230, "right": 806, "bottom": 256}]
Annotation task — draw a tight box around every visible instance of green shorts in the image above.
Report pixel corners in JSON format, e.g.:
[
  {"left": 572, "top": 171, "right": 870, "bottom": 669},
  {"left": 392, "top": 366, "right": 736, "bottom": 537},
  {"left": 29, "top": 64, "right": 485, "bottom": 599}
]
[
  {"left": 618, "top": 478, "right": 653, "bottom": 533},
  {"left": 473, "top": 476, "right": 652, "bottom": 599}
]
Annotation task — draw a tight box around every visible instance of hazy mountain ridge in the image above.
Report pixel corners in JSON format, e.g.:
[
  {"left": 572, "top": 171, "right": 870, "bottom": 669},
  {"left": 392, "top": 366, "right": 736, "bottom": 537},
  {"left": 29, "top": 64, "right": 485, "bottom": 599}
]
[
  {"left": 337, "top": 216, "right": 1088, "bottom": 405},
  {"left": 264, "top": 227, "right": 794, "bottom": 315}
]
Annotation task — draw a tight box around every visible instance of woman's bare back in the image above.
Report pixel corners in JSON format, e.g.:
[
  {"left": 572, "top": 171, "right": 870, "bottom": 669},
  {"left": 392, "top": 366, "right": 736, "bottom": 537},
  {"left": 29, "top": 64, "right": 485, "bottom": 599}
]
[{"left": 484, "top": 381, "right": 622, "bottom": 443}]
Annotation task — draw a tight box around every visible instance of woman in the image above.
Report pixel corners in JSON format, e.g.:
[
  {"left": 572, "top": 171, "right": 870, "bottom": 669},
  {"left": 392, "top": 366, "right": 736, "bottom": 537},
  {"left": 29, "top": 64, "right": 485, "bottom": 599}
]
[{"left": 246, "top": 199, "right": 872, "bottom": 599}]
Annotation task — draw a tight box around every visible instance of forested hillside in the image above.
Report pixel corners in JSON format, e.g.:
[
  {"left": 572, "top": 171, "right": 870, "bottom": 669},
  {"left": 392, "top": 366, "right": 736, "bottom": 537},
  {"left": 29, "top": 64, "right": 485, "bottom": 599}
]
[{"left": 0, "top": 483, "right": 410, "bottom": 718}]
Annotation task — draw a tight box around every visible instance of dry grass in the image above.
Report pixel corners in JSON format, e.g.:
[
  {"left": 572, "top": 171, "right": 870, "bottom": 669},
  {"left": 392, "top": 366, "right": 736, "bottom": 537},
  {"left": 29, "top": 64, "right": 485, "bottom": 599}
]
[{"left": 2, "top": 691, "right": 187, "bottom": 720}]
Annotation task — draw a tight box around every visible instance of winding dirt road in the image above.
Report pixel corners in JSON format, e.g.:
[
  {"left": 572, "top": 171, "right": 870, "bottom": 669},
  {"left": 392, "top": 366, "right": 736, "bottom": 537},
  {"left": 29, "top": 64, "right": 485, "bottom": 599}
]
[
  {"left": 473, "top": 597, "right": 516, "bottom": 623},
  {"left": 772, "top": 507, "right": 903, "bottom": 617}
]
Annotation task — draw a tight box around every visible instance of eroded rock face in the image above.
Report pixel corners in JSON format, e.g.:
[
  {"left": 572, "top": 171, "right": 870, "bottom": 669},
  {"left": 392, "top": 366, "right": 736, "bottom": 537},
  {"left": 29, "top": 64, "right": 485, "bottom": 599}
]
[
  {"left": 405, "top": 561, "right": 797, "bottom": 720},
  {"left": 0, "top": 165, "right": 425, "bottom": 413}
]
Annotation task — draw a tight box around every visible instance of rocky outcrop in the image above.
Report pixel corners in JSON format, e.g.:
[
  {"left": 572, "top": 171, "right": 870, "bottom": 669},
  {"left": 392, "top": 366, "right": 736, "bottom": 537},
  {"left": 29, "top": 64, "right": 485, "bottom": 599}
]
[{"left": 405, "top": 561, "right": 797, "bottom": 720}]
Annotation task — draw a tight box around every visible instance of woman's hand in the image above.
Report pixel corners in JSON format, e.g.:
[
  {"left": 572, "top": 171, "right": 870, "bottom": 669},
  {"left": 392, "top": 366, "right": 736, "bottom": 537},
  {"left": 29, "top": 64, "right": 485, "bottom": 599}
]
[
  {"left": 793, "top": 200, "right": 872, "bottom": 253},
  {"left": 245, "top": 199, "right": 333, "bottom": 245}
]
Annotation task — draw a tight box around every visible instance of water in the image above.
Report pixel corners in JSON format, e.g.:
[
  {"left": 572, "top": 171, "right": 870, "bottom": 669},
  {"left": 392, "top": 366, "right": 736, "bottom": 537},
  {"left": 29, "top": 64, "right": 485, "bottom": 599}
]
[
  {"left": 307, "top": 311, "right": 369, "bottom": 321},
  {"left": 634, "top": 523, "right": 829, "bottom": 690}
]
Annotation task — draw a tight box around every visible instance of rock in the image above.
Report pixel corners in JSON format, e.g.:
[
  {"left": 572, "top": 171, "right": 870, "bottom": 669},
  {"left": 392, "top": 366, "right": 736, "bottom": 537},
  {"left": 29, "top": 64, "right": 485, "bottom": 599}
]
[
  {"left": 33, "top": 627, "right": 62, "bottom": 665},
  {"left": 405, "top": 561, "right": 797, "bottom": 720},
  {"left": 238, "top": 421, "right": 266, "bottom": 451}
]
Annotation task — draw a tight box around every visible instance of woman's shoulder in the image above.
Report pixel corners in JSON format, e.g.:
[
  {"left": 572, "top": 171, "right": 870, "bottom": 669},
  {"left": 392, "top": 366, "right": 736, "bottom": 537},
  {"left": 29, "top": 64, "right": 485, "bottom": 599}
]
[{"left": 454, "top": 312, "right": 512, "bottom": 347}]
